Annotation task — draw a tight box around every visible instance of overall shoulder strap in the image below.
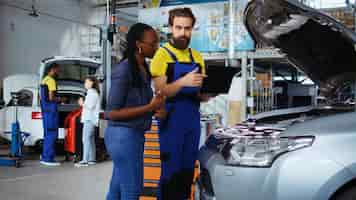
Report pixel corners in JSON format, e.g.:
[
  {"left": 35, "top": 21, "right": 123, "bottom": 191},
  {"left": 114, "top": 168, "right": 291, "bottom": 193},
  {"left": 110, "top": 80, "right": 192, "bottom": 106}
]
[
  {"left": 162, "top": 46, "right": 178, "bottom": 62},
  {"left": 188, "top": 48, "right": 195, "bottom": 63}
]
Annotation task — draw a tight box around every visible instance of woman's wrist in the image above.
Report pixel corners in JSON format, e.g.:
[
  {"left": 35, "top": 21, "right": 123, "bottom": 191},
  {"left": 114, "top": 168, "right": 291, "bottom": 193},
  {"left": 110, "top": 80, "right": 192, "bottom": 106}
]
[{"left": 146, "top": 102, "right": 154, "bottom": 112}]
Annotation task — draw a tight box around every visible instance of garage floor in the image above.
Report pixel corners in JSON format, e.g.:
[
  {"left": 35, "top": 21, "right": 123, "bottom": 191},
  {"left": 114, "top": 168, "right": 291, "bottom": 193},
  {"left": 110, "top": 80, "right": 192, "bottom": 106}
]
[
  {"left": 0, "top": 157, "right": 112, "bottom": 200},
  {"left": 0, "top": 131, "right": 159, "bottom": 200}
]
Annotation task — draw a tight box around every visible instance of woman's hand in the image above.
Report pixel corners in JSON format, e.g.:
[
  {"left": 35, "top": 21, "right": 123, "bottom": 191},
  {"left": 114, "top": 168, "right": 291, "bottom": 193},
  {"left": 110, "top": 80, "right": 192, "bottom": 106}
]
[
  {"left": 78, "top": 97, "right": 84, "bottom": 106},
  {"left": 149, "top": 91, "right": 166, "bottom": 112},
  {"left": 154, "top": 106, "right": 168, "bottom": 120}
]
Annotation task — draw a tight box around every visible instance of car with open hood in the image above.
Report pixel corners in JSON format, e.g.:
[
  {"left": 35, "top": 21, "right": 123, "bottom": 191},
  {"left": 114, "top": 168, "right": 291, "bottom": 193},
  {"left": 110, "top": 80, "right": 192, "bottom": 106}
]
[{"left": 195, "top": 1, "right": 356, "bottom": 200}]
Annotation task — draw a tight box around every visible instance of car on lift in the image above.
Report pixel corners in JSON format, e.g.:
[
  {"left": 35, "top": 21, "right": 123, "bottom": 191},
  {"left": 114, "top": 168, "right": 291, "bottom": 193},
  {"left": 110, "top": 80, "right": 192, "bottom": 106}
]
[
  {"left": 0, "top": 56, "right": 102, "bottom": 148},
  {"left": 195, "top": 0, "right": 356, "bottom": 199}
]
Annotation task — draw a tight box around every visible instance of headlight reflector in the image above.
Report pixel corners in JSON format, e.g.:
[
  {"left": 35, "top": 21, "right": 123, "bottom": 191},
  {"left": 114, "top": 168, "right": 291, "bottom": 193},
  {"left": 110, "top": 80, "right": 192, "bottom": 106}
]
[{"left": 224, "top": 135, "right": 314, "bottom": 167}]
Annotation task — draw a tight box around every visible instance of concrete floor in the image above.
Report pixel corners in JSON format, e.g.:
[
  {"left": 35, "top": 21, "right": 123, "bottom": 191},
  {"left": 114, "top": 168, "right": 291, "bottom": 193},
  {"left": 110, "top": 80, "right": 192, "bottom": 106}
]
[{"left": 0, "top": 156, "right": 113, "bottom": 200}]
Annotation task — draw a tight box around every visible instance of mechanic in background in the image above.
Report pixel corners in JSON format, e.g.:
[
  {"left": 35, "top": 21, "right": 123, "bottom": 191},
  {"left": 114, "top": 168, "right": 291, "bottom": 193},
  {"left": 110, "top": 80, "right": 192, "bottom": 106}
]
[{"left": 39, "top": 63, "right": 62, "bottom": 167}]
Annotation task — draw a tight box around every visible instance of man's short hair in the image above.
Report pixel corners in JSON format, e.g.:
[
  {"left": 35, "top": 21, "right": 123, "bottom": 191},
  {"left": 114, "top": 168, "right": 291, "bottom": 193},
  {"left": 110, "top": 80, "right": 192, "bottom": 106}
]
[
  {"left": 49, "top": 63, "right": 59, "bottom": 70},
  {"left": 46, "top": 63, "right": 59, "bottom": 75},
  {"left": 168, "top": 7, "right": 196, "bottom": 27}
]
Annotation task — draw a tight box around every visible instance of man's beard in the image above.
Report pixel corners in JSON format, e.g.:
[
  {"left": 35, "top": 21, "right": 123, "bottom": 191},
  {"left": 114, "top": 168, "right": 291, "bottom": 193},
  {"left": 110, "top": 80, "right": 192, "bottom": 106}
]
[{"left": 170, "top": 36, "right": 191, "bottom": 50}]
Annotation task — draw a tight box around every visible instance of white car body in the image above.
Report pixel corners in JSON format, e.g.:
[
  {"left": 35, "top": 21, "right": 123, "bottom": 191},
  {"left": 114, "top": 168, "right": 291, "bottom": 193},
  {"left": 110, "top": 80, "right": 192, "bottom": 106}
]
[{"left": 0, "top": 56, "right": 102, "bottom": 146}]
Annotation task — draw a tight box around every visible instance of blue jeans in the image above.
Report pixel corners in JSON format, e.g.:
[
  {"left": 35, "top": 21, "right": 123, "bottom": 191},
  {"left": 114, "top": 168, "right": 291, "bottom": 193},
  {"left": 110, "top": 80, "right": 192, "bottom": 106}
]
[
  {"left": 82, "top": 121, "right": 96, "bottom": 162},
  {"left": 105, "top": 126, "right": 145, "bottom": 200}
]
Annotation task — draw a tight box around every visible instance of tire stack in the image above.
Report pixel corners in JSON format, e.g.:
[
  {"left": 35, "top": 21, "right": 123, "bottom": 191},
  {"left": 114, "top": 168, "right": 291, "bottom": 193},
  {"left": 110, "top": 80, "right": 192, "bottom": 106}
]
[
  {"left": 141, "top": 120, "right": 161, "bottom": 200},
  {"left": 140, "top": 120, "right": 200, "bottom": 200}
]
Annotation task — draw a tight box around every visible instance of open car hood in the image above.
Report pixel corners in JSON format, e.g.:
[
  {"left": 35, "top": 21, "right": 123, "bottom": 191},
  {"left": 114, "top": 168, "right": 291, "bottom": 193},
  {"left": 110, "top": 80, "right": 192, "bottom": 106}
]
[{"left": 244, "top": 0, "right": 356, "bottom": 97}]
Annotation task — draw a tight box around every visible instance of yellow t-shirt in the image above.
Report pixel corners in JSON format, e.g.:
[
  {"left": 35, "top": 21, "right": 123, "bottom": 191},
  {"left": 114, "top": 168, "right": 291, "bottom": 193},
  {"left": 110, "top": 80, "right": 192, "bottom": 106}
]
[
  {"left": 150, "top": 43, "right": 206, "bottom": 77},
  {"left": 41, "top": 75, "right": 57, "bottom": 92}
]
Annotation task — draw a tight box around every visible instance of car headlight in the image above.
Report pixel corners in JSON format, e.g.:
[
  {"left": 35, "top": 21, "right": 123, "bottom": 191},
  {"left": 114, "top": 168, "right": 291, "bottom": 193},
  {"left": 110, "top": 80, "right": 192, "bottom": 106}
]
[{"left": 224, "top": 135, "right": 314, "bottom": 167}]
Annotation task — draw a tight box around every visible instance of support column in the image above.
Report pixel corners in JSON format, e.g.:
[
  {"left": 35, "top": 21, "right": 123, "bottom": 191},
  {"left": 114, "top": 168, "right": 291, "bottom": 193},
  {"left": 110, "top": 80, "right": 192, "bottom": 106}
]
[
  {"left": 241, "top": 52, "right": 248, "bottom": 121},
  {"left": 248, "top": 58, "right": 255, "bottom": 117}
]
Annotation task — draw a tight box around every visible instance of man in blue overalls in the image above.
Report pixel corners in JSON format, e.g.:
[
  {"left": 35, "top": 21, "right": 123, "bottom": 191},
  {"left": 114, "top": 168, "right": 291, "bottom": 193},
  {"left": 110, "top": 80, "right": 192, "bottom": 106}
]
[
  {"left": 150, "top": 7, "right": 210, "bottom": 200},
  {"left": 40, "top": 63, "right": 61, "bottom": 166}
]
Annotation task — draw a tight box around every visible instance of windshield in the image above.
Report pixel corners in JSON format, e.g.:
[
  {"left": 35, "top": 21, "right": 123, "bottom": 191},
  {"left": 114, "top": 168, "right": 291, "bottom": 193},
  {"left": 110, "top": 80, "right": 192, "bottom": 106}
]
[
  {"left": 57, "top": 64, "right": 97, "bottom": 82},
  {"left": 42, "top": 59, "right": 100, "bottom": 83}
]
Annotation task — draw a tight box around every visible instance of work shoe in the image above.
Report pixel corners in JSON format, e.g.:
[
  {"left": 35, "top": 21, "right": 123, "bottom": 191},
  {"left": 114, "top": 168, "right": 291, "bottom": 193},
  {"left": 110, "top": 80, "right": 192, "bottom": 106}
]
[
  {"left": 74, "top": 161, "right": 89, "bottom": 167},
  {"left": 40, "top": 160, "right": 61, "bottom": 167}
]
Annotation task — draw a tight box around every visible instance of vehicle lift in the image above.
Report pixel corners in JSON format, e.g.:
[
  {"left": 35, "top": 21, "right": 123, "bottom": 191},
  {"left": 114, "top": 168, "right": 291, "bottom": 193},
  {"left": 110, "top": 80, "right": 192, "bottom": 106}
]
[{"left": 0, "top": 92, "right": 25, "bottom": 168}]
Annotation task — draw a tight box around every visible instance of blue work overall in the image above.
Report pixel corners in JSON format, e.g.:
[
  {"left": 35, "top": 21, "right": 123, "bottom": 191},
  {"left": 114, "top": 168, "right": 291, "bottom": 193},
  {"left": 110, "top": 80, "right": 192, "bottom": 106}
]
[
  {"left": 40, "top": 85, "right": 59, "bottom": 162},
  {"left": 158, "top": 47, "right": 201, "bottom": 200}
]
